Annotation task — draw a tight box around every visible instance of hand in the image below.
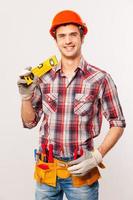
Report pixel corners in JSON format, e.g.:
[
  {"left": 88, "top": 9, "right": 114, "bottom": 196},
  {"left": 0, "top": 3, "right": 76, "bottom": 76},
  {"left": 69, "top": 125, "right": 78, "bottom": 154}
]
[
  {"left": 67, "top": 149, "right": 102, "bottom": 176},
  {"left": 17, "top": 67, "right": 38, "bottom": 100}
]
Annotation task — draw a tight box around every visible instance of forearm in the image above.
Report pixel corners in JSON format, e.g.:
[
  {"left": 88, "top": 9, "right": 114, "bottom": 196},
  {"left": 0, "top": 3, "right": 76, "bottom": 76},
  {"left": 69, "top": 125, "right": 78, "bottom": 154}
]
[
  {"left": 21, "top": 100, "right": 36, "bottom": 123},
  {"left": 98, "top": 127, "right": 124, "bottom": 157}
]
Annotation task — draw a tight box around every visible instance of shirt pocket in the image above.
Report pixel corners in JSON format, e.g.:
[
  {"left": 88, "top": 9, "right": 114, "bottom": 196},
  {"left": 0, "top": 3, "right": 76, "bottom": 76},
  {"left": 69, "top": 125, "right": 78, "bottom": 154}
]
[
  {"left": 74, "top": 93, "right": 95, "bottom": 116},
  {"left": 42, "top": 93, "right": 57, "bottom": 115}
]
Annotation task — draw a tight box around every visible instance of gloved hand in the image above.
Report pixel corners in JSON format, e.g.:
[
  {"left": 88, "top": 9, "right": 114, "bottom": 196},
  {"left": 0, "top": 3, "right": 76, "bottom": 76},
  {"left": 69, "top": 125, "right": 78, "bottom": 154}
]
[
  {"left": 67, "top": 149, "right": 102, "bottom": 176},
  {"left": 17, "top": 67, "right": 38, "bottom": 100}
]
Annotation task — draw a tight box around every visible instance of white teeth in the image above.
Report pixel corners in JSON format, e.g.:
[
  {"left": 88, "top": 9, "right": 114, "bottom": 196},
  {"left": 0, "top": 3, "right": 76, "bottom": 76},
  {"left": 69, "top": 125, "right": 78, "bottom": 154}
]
[{"left": 65, "top": 46, "right": 74, "bottom": 50}]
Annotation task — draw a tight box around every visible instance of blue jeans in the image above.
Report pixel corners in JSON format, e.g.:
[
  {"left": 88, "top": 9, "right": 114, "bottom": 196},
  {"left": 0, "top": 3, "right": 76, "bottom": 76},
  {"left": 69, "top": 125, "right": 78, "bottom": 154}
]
[{"left": 35, "top": 177, "right": 99, "bottom": 200}]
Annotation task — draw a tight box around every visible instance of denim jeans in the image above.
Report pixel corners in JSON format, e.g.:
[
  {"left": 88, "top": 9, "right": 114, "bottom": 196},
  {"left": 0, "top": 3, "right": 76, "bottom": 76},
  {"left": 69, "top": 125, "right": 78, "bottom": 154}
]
[
  {"left": 35, "top": 156, "right": 99, "bottom": 200},
  {"left": 35, "top": 177, "right": 99, "bottom": 200}
]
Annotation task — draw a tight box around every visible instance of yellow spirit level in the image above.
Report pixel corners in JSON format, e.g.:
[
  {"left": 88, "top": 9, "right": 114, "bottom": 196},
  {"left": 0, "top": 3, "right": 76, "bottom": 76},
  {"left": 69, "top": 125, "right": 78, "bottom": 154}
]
[{"left": 24, "top": 55, "right": 58, "bottom": 85}]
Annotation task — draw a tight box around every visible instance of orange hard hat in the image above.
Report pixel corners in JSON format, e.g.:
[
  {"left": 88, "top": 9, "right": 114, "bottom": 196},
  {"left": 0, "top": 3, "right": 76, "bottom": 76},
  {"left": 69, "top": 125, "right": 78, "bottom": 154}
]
[{"left": 49, "top": 10, "right": 88, "bottom": 38}]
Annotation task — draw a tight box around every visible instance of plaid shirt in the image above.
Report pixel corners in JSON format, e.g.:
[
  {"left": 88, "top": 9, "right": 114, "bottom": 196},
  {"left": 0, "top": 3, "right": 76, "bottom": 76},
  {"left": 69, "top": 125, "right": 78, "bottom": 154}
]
[{"left": 23, "top": 57, "right": 126, "bottom": 157}]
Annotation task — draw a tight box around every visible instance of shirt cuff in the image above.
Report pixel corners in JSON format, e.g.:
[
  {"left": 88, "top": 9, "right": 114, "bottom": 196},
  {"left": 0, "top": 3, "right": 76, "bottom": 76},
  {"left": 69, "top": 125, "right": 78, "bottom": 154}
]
[
  {"left": 109, "top": 120, "right": 126, "bottom": 128},
  {"left": 22, "top": 115, "right": 38, "bottom": 129}
]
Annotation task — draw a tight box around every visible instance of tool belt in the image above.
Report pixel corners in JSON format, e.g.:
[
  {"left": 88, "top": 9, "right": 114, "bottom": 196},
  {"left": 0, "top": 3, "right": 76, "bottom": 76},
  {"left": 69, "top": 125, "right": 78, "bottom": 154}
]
[{"left": 34, "top": 158, "right": 104, "bottom": 187}]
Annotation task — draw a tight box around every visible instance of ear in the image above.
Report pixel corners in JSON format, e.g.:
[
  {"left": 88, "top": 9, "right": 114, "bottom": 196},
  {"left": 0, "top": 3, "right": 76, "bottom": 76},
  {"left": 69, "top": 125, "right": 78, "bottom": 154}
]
[
  {"left": 54, "top": 38, "right": 58, "bottom": 47},
  {"left": 54, "top": 38, "right": 60, "bottom": 51},
  {"left": 81, "top": 35, "right": 85, "bottom": 44}
]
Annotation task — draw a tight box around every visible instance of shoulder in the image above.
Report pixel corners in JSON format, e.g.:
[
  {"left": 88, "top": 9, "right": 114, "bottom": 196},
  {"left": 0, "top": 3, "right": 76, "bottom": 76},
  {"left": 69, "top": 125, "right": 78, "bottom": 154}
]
[
  {"left": 83, "top": 60, "right": 116, "bottom": 89},
  {"left": 84, "top": 60, "right": 109, "bottom": 82}
]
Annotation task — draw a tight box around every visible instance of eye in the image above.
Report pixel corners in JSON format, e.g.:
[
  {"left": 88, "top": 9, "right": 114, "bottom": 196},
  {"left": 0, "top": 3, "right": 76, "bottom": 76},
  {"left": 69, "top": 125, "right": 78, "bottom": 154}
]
[
  {"left": 57, "top": 34, "right": 65, "bottom": 38},
  {"left": 70, "top": 32, "right": 78, "bottom": 37}
]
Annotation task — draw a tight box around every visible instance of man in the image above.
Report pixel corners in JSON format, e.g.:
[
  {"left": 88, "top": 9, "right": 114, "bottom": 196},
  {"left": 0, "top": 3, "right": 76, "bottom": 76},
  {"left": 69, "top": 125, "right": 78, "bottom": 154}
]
[{"left": 18, "top": 10, "right": 126, "bottom": 200}]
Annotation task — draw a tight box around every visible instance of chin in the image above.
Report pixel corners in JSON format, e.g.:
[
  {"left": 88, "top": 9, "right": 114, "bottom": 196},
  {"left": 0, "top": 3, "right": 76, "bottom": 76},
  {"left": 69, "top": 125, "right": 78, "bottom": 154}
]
[
  {"left": 63, "top": 51, "right": 78, "bottom": 59},
  {"left": 64, "top": 54, "right": 78, "bottom": 59}
]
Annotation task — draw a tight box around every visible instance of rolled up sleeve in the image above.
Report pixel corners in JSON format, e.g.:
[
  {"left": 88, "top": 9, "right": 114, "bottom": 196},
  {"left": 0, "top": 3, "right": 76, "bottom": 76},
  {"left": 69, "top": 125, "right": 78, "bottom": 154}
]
[
  {"left": 101, "top": 73, "right": 126, "bottom": 128},
  {"left": 23, "top": 86, "right": 43, "bottom": 129}
]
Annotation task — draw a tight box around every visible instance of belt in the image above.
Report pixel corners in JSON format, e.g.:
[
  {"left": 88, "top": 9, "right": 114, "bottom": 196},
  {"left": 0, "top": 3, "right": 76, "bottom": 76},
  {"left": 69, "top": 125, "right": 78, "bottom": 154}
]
[
  {"left": 54, "top": 155, "right": 74, "bottom": 162},
  {"left": 34, "top": 158, "right": 103, "bottom": 187}
]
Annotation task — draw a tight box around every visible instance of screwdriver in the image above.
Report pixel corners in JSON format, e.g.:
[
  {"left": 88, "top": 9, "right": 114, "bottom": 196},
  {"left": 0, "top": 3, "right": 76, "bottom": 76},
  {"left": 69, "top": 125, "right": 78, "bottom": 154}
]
[
  {"left": 41, "top": 143, "right": 47, "bottom": 162},
  {"left": 34, "top": 149, "right": 37, "bottom": 161},
  {"left": 48, "top": 144, "right": 54, "bottom": 163},
  {"left": 34, "top": 149, "right": 41, "bottom": 162}
]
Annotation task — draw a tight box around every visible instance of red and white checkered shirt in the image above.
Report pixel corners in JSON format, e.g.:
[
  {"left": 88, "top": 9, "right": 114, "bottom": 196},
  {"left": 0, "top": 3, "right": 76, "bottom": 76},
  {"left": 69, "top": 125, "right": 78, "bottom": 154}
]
[{"left": 23, "top": 57, "right": 126, "bottom": 157}]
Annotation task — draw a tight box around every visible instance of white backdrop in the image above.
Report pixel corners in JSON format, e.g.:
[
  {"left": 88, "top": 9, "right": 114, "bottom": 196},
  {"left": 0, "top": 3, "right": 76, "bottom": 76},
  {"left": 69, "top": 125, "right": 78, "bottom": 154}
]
[{"left": 0, "top": 0, "right": 132, "bottom": 199}]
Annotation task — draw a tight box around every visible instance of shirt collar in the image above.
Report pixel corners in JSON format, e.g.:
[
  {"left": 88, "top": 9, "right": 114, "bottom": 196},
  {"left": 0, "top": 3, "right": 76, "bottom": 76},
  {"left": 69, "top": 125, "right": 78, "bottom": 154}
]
[
  {"left": 76, "top": 56, "right": 87, "bottom": 74},
  {"left": 51, "top": 56, "right": 88, "bottom": 77},
  {"left": 54, "top": 61, "right": 62, "bottom": 72}
]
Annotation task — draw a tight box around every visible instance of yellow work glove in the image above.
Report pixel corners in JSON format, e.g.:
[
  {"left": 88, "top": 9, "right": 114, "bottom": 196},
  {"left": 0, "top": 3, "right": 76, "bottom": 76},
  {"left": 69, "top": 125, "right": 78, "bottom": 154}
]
[
  {"left": 68, "top": 149, "right": 102, "bottom": 177},
  {"left": 17, "top": 67, "right": 38, "bottom": 100}
]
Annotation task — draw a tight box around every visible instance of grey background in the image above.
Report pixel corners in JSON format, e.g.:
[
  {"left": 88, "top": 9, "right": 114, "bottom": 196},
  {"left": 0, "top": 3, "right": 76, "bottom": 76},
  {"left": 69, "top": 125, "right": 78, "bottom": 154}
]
[{"left": 0, "top": 0, "right": 132, "bottom": 199}]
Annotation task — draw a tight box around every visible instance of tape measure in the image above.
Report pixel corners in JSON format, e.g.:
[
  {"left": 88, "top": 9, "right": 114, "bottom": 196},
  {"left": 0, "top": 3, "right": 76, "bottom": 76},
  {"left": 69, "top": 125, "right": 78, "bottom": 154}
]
[{"left": 24, "top": 55, "right": 58, "bottom": 85}]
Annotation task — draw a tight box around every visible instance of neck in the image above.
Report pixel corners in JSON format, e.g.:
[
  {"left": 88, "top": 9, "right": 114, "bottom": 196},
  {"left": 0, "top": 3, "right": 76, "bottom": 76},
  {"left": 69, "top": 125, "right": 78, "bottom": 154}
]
[{"left": 61, "top": 54, "right": 82, "bottom": 76}]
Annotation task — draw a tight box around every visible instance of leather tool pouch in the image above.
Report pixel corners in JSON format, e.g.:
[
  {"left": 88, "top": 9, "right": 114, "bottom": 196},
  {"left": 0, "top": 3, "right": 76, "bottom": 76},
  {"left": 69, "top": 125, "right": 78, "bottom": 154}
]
[
  {"left": 34, "top": 159, "right": 103, "bottom": 187},
  {"left": 34, "top": 159, "right": 56, "bottom": 187},
  {"left": 72, "top": 167, "right": 101, "bottom": 187},
  {"left": 34, "top": 159, "right": 71, "bottom": 187}
]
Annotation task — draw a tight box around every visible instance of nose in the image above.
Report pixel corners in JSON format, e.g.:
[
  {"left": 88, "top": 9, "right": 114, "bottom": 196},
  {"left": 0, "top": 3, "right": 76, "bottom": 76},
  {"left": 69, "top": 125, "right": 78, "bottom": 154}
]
[{"left": 65, "top": 35, "right": 72, "bottom": 45}]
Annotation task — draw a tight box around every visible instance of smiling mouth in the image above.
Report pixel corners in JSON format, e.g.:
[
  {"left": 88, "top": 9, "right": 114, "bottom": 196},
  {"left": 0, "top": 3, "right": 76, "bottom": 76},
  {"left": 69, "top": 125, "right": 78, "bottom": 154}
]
[{"left": 64, "top": 46, "right": 75, "bottom": 51}]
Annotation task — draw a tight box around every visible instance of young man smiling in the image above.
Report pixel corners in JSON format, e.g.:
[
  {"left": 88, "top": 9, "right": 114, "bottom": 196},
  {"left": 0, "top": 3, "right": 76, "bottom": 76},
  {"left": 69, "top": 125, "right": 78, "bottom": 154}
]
[
  {"left": 18, "top": 10, "right": 126, "bottom": 200},
  {"left": 55, "top": 24, "right": 84, "bottom": 82}
]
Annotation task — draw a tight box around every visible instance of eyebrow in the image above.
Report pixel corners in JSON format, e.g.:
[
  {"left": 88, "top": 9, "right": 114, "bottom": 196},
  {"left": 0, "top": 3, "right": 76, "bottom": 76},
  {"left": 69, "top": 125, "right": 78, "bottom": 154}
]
[{"left": 57, "top": 31, "right": 79, "bottom": 37}]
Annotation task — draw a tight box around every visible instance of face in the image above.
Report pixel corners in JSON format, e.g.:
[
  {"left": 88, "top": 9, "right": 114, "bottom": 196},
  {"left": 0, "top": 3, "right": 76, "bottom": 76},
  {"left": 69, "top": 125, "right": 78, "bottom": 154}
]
[{"left": 55, "top": 24, "right": 84, "bottom": 59}]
